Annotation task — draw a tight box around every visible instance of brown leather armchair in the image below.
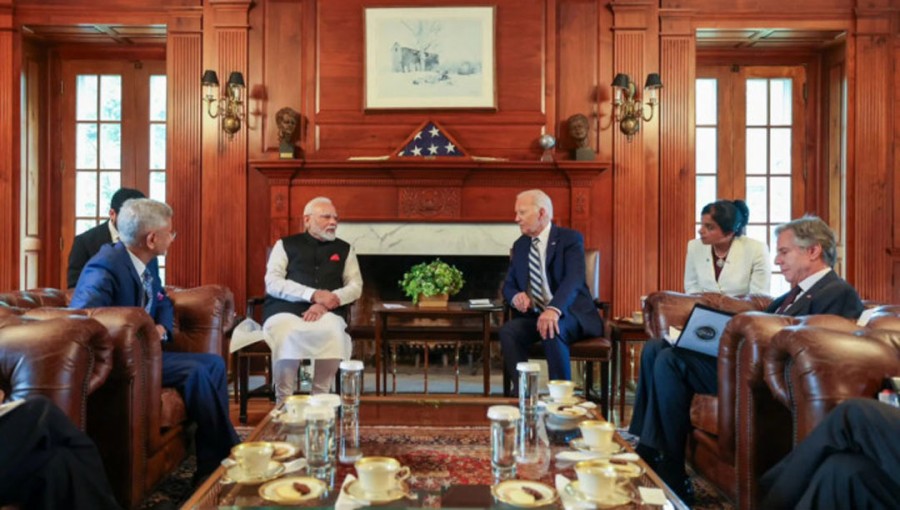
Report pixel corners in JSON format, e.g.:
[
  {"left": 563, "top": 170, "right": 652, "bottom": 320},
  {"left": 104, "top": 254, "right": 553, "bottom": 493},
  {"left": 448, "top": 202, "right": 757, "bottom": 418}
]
[
  {"left": 0, "top": 315, "right": 113, "bottom": 428},
  {"left": 644, "top": 291, "right": 897, "bottom": 508},
  {"left": 0, "top": 285, "right": 235, "bottom": 509}
]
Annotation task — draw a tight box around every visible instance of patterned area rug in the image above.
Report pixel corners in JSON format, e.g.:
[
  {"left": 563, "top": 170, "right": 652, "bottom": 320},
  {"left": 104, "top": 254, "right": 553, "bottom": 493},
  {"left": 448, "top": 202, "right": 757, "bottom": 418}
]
[{"left": 140, "top": 425, "right": 732, "bottom": 509}]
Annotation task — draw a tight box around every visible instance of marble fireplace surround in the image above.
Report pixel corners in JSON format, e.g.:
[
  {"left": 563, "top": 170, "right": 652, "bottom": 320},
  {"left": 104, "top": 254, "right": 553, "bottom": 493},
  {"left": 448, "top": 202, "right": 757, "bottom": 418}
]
[{"left": 252, "top": 159, "right": 608, "bottom": 330}]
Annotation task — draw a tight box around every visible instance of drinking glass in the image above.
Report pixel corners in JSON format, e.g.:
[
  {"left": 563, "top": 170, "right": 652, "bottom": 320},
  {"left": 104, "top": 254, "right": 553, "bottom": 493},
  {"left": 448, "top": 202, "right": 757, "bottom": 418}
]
[
  {"left": 304, "top": 405, "right": 335, "bottom": 479},
  {"left": 340, "top": 360, "right": 364, "bottom": 409},
  {"left": 487, "top": 405, "right": 520, "bottom": 482},
  {"left": 517, "top": 361, "right": 540, "bottom": 418}
]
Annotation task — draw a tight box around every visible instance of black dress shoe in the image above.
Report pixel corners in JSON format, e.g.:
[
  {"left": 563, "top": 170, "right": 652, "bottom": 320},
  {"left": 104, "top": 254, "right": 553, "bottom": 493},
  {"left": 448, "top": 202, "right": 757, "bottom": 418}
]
[{"left": 676, "top": 478, "right": 696, "bottom": 507}]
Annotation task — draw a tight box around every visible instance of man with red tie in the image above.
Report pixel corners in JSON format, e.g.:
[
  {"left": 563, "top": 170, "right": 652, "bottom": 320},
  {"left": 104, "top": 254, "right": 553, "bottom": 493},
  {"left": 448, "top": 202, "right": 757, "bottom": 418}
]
[{"left": 629, "top": 215, "right": 863, "bottom": 503}]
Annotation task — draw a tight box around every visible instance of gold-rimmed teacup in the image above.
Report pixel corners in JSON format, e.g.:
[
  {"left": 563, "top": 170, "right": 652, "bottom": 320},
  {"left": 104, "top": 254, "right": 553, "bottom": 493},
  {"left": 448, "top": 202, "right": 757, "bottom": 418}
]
[
  {"left": 232, "top": 441, "right": 275, "bottom": 477},
  {"left": 354, "top": 456, "right": 411, "bottom": 496}
]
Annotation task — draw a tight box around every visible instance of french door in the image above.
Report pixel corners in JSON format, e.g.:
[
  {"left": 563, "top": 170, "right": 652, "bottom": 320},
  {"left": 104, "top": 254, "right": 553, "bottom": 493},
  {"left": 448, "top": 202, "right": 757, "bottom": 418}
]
[
  {"left": 695, "top": 65, "right": 807, "bottom": 296},
  {"left": 58, "top": 59, "right": 167, "bottom": 287}
]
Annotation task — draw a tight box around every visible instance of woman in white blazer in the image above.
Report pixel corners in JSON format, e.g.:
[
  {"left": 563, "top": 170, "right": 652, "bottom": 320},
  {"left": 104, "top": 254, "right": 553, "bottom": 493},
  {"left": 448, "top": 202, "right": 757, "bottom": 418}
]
[{"left": 684, "top": 200, "right": 771, "bottom": 296}]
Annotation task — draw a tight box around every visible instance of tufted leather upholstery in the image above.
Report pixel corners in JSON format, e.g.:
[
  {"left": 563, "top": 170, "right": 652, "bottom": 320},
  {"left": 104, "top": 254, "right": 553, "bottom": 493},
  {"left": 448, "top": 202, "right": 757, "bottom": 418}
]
[
  {"left": 644, "top": 290, "right": 900, "bottom": 508},
  {"left": 0, "top": 315, "right": 114, "bottom": 429},
  {"left": 0, "top": 285, "right": 235, "bottom": 509}
]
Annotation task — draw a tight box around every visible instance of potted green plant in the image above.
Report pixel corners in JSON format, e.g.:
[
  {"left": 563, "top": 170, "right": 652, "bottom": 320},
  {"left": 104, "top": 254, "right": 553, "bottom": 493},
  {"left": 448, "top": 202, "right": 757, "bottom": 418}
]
[{"left": 399, "top": 259, "right": 465, "bottom": 307}]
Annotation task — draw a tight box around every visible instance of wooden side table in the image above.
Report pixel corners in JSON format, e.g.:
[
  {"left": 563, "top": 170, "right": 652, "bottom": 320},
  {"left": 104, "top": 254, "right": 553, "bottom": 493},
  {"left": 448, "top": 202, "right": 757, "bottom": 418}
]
[
  {"left": 373, "top": 302, "right": 498, "bottom": 396},
  {"left": 609, "top": 319, "right": 650, "bottom": 424}
]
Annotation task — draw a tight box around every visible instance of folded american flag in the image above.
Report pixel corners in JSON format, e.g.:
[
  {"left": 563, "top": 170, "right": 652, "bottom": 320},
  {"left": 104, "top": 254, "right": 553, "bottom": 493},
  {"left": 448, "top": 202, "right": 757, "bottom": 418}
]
[{"left": 396, "top": 121, "right": 466, "bottom": 158}]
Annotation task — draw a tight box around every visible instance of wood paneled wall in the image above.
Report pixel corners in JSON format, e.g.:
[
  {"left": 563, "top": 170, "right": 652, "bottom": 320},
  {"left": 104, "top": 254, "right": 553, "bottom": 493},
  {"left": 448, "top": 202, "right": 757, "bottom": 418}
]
[{"left": 0, "top": 0, "right": 897, "bottom": 312}]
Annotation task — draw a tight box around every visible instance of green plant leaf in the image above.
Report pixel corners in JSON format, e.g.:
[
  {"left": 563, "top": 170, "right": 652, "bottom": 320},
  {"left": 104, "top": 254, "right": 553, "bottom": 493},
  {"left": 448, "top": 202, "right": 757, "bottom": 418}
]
[{"left": 398, "top": 258, "right": 465, "bottom": 303}]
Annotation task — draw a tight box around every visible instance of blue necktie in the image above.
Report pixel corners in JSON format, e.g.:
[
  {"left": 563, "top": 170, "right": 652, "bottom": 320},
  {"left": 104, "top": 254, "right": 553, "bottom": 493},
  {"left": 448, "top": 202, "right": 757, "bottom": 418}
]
[
  {"left": 141, "top": 269, "right": 154, "bottom": 313},
  {"left": 528, "top": 237, "right": 546, "bottom": 311}
]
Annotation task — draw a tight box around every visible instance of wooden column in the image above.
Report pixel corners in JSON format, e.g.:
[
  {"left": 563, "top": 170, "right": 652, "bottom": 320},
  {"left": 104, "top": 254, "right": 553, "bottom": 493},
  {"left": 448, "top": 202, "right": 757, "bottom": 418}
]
[
  {"left": 202, "top": 0, "right": 250, "bottom": 305},
  {"left": 610, "top": 0, "right": 659, "bottom": 316},
  {"left": 658, "top": 10, "right": 695, "bottom": 292},
  {"left": 850, "top": 6, "right": 895, "bottom": 302},
  {"left": 166, "top": 7, "right": 203, "bottom": 287},
  {"left": 0, "top": 0, "right": 19, "bottom": 290}
]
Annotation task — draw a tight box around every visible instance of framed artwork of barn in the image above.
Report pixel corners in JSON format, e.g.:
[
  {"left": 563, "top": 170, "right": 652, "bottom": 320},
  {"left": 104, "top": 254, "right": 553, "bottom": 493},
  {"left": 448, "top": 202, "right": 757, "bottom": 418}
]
[{"left": 364, "top": 6, "right": 496, "bottom": 109}]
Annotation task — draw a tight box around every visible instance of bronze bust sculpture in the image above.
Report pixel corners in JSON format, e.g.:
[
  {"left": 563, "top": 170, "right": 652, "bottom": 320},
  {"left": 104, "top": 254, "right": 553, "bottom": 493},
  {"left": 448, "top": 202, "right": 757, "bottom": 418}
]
[
  {"left": 567, "top": 113, "right": 594, "bottom": 161},
  {"left": 275, "top": 107, "right": 299, "bottom": 159}
]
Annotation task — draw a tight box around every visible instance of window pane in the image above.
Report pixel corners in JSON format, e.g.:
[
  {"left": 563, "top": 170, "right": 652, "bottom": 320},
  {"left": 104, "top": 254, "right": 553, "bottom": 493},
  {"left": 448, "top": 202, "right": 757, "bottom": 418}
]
[
  {"left": 696, "top": 175, "right": 717, "bottom": 222},
  {"left": 99, "top": 75, "right": 122, "bottom": 121},
  {"left": 98, "top": 172, "right": 121, "bottom": 213},
  {"left": 746, "top": 79, "right": 768, "bottom": 126},
  {"left": 99, "top": 124, "right": 121, "bottom": 170},
  {"left": 746, "top": 176, "right": 768, "bottom": 224},
  {"left": 770, "top": 176, "right": 792, "bottom": 222},
  {"left": 76, "top": 124, "right": 98, "bottom": 169},
  {"left": 695, "top": 127, "right": 717, "bottom": 174},
  {"left": 149, "top": 171, "right": 166, "bottom": 202},
  {"left": 76, "top": 75, "right": 98, "bottom": 121},
  {"left": 150, "top": 75, "right": 167, "bottom": 121},
  {"left": 150, "top": 124, "right": 166, "bottom": 170},
  {"left": 76, "top": 219, "right": 97, "bottom": 235},
  {"left": 696, "top": 79, "right": 717, "bottom": 125},
  {"left": 769, "top": 79, "right": 792, "bottom": 126},
  {"left": 76, "top": 172, "right": 98, "bottom": 217},
  {"left": 769, "top": 128, "right": 792, "bottom": 175},
  {"left": 746, "top": 128, "right": 768, "bottom": 175},
  {"left": 746, "top": 225, "right": 767, "bottom": 248}
]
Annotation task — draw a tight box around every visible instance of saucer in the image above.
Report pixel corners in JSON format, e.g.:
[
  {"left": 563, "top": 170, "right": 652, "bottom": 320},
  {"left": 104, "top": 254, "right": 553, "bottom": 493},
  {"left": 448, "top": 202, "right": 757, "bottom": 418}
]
[
  {"left": 259, "top": 476, "right": 325, "bottom": 504},
  {"left": 569, "top": 438, "right": 624, "bottom": 456},
  {"left": 224, "top": 460, "right": 285, "bottom": 485},
  {"left": 492, "top": 480, "right": 558, "bottom": 507},
  {"left": 565, "top": 481, "right": 632, "bottom": 508},
  {"left": 343, "top": 479, "right": 411, "bottom": 504},
  {"left": 542, "top": 395, "right": 583, "bottom": 406},
  {"left": 548, "top": 404, "right": 589, "bottom": 421},
  {"left": 269, "top": 441, "right": 299, "bottom": 461}
]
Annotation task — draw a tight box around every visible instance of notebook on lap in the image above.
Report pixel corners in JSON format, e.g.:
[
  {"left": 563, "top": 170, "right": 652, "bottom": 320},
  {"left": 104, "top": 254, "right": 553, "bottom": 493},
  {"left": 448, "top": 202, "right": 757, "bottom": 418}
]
[{"left": 674, "top": 304, "right": 736, "bottom": 358}]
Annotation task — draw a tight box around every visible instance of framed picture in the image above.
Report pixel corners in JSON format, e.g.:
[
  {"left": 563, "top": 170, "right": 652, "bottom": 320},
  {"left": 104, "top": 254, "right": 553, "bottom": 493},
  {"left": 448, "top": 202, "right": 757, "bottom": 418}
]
[{"left": 365, "top": 6, "right": 496, "bottom": 109}]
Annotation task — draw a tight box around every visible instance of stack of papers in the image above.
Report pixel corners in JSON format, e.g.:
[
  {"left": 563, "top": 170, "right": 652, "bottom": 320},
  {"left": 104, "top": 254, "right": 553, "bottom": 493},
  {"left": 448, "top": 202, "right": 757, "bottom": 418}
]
[{"left": 468, "top": 299, "right": 496, "bottom": 308}]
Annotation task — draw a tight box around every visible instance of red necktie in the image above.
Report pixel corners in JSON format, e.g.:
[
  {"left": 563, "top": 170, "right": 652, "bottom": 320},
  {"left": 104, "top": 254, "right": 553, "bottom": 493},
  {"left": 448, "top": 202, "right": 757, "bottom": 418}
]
[{"left": 775, "top": 286, "right": 802, "bottom": 314}]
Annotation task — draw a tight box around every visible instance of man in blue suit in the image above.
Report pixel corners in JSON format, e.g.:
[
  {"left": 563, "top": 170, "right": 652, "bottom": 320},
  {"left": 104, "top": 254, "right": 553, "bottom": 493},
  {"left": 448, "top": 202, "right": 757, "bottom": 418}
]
[
  {"left": 70, "top": 198, "right": 238, "bottom": 484},
  {"left": 500, "top": 189, "right": 604, "bottom": 394}
]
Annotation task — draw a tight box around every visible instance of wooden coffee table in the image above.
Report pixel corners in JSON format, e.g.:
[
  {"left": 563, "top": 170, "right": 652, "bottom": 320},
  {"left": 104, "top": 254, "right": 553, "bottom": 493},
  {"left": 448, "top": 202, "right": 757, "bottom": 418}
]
[{"left": 182, "top": 396, "right": 688, "bottom": 509}]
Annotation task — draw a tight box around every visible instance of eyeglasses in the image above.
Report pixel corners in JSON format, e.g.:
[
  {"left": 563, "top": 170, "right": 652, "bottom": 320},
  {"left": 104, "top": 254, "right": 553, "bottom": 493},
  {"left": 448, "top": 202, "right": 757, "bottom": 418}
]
[{"left": 170, "top": 231, "right": 178, "bottom": 241}]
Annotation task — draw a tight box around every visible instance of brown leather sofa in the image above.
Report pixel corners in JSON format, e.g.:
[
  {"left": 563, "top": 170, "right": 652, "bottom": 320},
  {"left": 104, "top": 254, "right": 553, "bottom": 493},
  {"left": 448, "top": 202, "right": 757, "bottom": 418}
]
[
  {"left": 0, "top": 285, "right": 235, "bottom": 509},
  {"left": 641, "top": 291, "right": 882, "bottom": 507},
  {"left": 0, "top": 314, "right": 114, "bottom": 428}
]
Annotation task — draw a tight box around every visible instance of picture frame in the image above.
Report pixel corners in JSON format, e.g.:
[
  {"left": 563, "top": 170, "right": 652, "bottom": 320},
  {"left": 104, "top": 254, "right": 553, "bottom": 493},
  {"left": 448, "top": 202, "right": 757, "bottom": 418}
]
[{"left": 364, "top": 6, "right": 496, "bottom": 110}]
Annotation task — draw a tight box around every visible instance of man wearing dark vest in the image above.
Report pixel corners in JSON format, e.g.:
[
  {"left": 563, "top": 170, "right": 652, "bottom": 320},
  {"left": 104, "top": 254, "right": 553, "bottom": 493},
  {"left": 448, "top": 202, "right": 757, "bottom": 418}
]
[{"left": 263, "top": 197, "right": 363, "bottom": 402}]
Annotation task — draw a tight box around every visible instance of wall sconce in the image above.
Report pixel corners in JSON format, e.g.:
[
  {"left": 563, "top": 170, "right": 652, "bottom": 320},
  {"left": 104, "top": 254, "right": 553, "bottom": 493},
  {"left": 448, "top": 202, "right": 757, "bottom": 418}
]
[
  {"left": 201, "top": 70, "right": 245, "bottom": 138},
  {"left": 610, "top": 73, "right": 662, "bottom": 141}
]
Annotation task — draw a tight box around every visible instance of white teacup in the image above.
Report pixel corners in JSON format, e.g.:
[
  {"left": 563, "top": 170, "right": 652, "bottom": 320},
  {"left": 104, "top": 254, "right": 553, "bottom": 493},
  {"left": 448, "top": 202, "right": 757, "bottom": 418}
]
[
  {"left": 283, "top": 395, "right": 310, "bottom": 424},
  {"left": 575, "top": 460, "right": 619, "bottom": 499},
  {"left": 547, "top": 380, "right": 575, "bottom": 401},
  {"left": 232, "top": 441, "right": 275, "bottom": 476},
  {"left": 579, "top": 420, "right": 616, "bottom": 449},
  {"left": 355, "top": 456, "right": 411, "bottom": 495}
]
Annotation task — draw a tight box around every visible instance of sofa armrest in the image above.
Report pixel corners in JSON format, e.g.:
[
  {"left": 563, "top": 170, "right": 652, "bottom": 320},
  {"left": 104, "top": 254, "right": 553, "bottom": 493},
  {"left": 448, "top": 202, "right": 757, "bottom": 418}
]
[
  {"left": 764, "top": 326, "right": 900, "bottom": 443},
  {"left": 0, "top": 316, "right": 113, "bottom": 429},
  {"left": 166, "top": 285, "right": 235, "bottom": 358}
]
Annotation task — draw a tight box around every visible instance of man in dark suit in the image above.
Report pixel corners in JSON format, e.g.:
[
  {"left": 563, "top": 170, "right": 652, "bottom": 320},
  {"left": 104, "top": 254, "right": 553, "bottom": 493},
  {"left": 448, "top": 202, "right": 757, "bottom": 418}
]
[
  {"left": 69, "top": 198, "right": 238, "bottom": 483},
  {"left": 67, "top": 187, "right": 145, "bottom": 288},
  {"left": 499, "top": 189, "right": 604, "bottom": 394},
  {"left": 761, "top": 398, "right": 900, "bottom": 509},
  {"left": 629, "top": 215, "right": 864, "bottom": 503},
  {"left": 0, "top": 392, "right": 120, "bottom": 510},
  {"left": 629, "top": 216, "right": 863, "bottom": 502}
]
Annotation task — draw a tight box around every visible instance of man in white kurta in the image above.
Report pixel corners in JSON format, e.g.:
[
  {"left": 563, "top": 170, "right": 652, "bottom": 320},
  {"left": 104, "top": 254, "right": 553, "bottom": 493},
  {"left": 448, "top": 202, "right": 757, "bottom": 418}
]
[{"left": 262, "top": 197, "right": 362, "bottom": 402}]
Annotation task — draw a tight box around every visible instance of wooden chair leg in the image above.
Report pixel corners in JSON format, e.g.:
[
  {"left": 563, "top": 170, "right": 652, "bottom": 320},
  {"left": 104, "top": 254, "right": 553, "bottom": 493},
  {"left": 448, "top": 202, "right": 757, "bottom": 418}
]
[
  {"left": 600, "top": 358, "right": 610, "bottom": 419},
  {"left": 239, "top": 353, "right": 250, "bottom": 424}
]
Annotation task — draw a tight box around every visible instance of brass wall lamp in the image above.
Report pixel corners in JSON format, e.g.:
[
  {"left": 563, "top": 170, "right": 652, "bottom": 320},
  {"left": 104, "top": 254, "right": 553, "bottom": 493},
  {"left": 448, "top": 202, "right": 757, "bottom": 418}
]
[
  {"left": 610, "top": 73, "right": 662, "bottom": 141},
  {"left": 201, "top": 70, "right": 246, "bottom": 138}
]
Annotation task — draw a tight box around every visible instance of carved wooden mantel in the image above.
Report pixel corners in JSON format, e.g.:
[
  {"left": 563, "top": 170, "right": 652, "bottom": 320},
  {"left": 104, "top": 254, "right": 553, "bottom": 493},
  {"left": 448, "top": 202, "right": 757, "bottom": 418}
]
[{"left": 251, "top": 159, "right": 608, "bottom": 247}]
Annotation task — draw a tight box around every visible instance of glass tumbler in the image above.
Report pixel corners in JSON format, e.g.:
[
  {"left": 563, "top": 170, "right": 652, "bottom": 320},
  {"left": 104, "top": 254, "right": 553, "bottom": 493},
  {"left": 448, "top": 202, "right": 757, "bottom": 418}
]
[
  {"left": 487, "top": 405, "right": 520, "bottom": 482},
  {"left": 304, "top": 405, "right": 335, "bottom": 479},
  {"left": 340, "top": 360, "right": 364, "bottom": 408},
  {"left": 517, "top": 361, "right": 541, "bottom": 418}
]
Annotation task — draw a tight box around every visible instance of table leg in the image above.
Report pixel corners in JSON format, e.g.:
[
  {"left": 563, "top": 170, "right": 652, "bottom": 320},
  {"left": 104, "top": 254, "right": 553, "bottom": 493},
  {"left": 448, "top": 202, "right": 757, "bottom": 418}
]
[
  {"left": 619, "top": 340, "right": 628, "bottom": 423},
  {"left": 375, "top": 312, "right": 383, "bottom": 395},
  {"left": 482, "top": 313, "right": 491, "bottom": 396}
]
